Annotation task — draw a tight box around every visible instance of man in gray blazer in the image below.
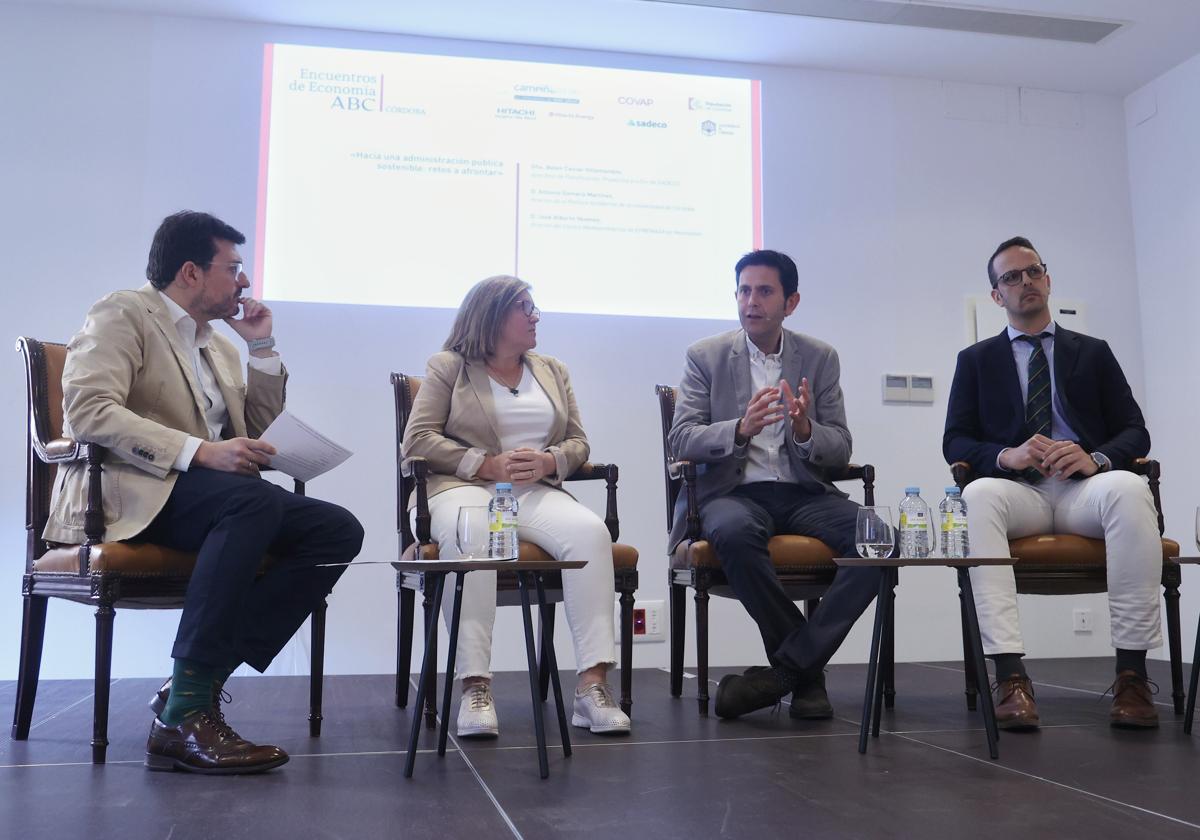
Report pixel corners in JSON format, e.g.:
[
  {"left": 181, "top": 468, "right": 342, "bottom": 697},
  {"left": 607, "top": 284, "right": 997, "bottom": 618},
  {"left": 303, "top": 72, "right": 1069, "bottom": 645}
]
[{"left": 668, "top": 249, "right": 881, "bottom": 720}]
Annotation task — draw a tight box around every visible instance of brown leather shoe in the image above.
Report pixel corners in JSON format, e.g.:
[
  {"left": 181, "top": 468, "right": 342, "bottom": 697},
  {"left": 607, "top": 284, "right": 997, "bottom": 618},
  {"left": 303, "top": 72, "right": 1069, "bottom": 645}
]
[
  {"left": 145, "top": 710, "right": 288, "bottom": 774},
  {"left": 993, "top": 676, "right": 1040, "bottom": 730},
  {"left": 1109, "top": 671, "right": 1159, "bottom": 729}
]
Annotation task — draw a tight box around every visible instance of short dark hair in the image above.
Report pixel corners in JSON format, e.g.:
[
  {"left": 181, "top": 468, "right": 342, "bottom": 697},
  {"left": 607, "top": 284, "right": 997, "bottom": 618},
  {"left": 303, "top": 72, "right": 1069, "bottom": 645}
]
[
  {"left": 146, "top": 211, "right": 245, "bottom": 290},
  {"left": 987, "top": 236, "right": 1040, "bottom": 288},
  {"left": 734, "top": 249, "right": 799, "bottom": 297}
]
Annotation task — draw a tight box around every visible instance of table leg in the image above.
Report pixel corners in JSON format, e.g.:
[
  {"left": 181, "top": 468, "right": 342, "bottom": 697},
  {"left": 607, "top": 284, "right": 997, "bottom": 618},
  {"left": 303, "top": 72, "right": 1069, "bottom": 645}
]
[
  {"left": 858, "top": 569, "right": 889, "bottom": 754},
  {"left": 871, "top": 568, "right": 897, "bottom": 738},
  {"left": 958, "top": 568, "right": 999, "bottom": 760},
  {"left": 518, "top": 572, "right": 551, "bottom": 779},
  {"left": 535, "top": 572, "right": 572, "bottom": 758},
  {"left": 438, "top": 572, "right": 466, "bottom": 757},
  {"left": 1184, "top": 615, "right": 1200, "bottom": 734},
  {"left": 404, "top": 573, "right": 446, "bottom": 778}
]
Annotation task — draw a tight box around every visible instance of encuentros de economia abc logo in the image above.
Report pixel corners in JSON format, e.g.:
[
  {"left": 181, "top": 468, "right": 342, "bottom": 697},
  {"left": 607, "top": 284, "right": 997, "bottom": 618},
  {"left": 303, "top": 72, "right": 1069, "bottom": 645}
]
[{"left": 287, "top": 67, "right": 425, "bottom": 114}]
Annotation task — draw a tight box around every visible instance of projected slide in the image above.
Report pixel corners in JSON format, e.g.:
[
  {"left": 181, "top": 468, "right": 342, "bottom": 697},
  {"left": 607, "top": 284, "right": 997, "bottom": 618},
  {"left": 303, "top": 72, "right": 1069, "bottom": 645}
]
[{"left": 255, "top": 44, "right": 761, "bottom": 319}]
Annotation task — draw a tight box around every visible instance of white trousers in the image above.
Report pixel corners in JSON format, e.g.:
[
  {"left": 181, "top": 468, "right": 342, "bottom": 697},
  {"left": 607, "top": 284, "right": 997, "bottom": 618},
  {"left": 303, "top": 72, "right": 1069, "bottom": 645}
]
[
  {"left": 419, "top": 483, "right": 617, "bottom": 679},
  {"left": 963, "top": 472, "right": 1162, "bottom": 655}
]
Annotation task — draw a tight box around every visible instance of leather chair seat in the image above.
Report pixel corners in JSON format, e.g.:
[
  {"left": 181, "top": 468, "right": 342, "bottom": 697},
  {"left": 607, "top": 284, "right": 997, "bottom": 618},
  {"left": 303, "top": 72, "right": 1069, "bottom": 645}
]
[
  {"left": 672, "top": 535, "right": 835, "bottom": 571},
  {"left": 35, "top": 542, "right": 272, "bottom": 575},
  {"left": 399, "top": 540, "right": 639, "bottom": 568},
  {"left": 1010, "top": 534, "right": 1180, "bottom": 566}
]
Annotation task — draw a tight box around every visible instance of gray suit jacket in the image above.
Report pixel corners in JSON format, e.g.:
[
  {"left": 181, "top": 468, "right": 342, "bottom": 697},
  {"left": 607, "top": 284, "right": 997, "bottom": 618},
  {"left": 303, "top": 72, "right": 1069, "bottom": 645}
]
[{"left": 666, "top": 328, "right": 851, "bottom": 552}]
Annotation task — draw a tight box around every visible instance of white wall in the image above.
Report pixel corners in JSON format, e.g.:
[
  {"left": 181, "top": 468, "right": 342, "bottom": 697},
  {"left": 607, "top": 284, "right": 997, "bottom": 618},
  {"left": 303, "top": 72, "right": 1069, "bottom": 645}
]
[
  {"left": 0, "top": 2, "right": 1154, "bottom": 681},
  {"left": 1125, "top": 53, "right": 1200, "bottom": 668}
]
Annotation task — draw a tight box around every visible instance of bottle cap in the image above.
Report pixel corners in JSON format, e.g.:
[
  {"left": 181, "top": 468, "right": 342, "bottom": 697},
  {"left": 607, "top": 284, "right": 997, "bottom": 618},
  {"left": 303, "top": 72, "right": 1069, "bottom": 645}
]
[
  {"left": 496, "top": 482, "right": 513, "bottom": 491},
  {"left": 945, "top": 486, "right": 960, "bottom": 495},
  {"left": 904, "top": 486, "right": 920, "bottom": 494}
]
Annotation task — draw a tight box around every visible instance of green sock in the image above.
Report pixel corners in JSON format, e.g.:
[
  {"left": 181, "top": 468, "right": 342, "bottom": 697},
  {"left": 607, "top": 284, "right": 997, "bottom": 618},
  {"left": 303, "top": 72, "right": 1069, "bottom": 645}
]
[
  {"left": 160, "top": 658, "right": 216, "bottom": 726},
  {"left": 214, "top": 660, "right": 241, "bottom": 694}
]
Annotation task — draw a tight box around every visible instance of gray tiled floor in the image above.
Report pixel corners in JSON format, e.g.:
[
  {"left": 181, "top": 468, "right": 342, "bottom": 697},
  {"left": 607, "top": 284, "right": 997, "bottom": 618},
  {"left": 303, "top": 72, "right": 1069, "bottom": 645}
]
[{"left": 1, "top": 659, "right": 1195, "bottom": 839}]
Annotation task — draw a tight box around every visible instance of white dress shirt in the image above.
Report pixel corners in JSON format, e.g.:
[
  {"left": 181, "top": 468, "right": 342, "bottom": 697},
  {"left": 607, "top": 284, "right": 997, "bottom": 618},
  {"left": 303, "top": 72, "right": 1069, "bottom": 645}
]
[
  {"left": 740, "top": 332, "right": 813, "bottom": 485},
  {"left": 490, "top": 365, "right": 553, "bottom": 454},
  {"left": 158, "top": 291, "right": 281, "bottom": 471}
]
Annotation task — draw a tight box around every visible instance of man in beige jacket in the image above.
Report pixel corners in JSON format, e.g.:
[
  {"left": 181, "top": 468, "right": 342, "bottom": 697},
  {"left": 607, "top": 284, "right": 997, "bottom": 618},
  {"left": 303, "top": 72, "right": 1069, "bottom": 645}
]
[{"left": 49, "top": 211, "right": 363, "bottom": 774}]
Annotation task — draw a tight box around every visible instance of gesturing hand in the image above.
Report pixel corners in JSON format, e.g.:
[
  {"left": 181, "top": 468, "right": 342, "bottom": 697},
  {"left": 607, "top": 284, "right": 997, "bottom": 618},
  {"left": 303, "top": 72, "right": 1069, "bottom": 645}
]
[
  {"left": 779, "top": 378, "right": 812, "bottom": 442},
  {"left": 193, "top": 437, "right": 277, "bottom": 476},
  {"left": 738, "top": 386, "right": 785, "bottom": 440}
]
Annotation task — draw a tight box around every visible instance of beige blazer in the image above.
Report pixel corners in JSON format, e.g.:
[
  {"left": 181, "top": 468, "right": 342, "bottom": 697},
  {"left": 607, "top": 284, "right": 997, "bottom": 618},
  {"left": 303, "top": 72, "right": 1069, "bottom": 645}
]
[
  {"left": 43, "top": 284, "right": 287, "bottom": 544},
  {"left": 402, "top": 350, "right": 589, "bottom": 501}
]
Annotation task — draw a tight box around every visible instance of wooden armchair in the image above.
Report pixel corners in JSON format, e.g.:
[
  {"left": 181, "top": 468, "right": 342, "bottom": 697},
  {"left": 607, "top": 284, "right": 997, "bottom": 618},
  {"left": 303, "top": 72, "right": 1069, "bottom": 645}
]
[
  {"left": 656, "top": 385, "right": 895, "bottom": 716},
  {"left": 11, "top": 337, "right": 330, "bottom": 764},
  {"left": 951, "top": 459, "right": 1184, "bottom": 713},
  {"left": 390, "top": 373, "right": 640, "bottom": 729}
]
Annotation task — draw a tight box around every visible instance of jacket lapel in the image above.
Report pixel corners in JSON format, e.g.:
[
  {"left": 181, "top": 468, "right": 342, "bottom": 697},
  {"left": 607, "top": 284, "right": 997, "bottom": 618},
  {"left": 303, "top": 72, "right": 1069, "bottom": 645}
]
[
  {"left": 527, "top": 355, "right": 567, "bottom": 440},
  {"left": 781, "top": 329, "right": 804, "bottom": 400},
  {"left": 730, "top": 331, "right": 751, "bottom": 416},
  {"left": 463, "top": 358, "right": 504, "bottom": 452},
  {"left": 200, "top": 346, "right": 247, "bottom": 438},
  {"left": 1052, "top": 325, "right": 1081, "bottom": 427},
  {"left": 985, "top": 328, "right": 1024, "bottom": 422},
  {"left": 138, "top": 285, "right": 208, "bottom": 415}
]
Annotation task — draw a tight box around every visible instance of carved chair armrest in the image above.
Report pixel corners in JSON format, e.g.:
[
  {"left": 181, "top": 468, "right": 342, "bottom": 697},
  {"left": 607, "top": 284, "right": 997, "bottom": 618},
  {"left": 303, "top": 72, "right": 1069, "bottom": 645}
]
[
  {"left": 34, "top": 436, "right": 85, "bottom": 464},
  {"left": 675, "top": 460, "right": 702, "bottom": 541},
  {"left": 828, "top": 463, "right": 877, "bottom": 506},
  {"left": 564, "top": 461, "right": 620, "bottom": 542},
  {"left": 1131, "top": 458, "right": 1165, "bottom": 534},
  {"left": 399, "top": 457, "right": 432, "bottom": 544}
]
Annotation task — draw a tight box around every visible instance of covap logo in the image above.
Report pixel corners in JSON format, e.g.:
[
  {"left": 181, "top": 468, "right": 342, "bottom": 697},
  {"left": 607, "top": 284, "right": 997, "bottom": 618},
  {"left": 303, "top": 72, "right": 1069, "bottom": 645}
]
[{"left": 617, "top": 96, "right": 654, "bottom": 106}]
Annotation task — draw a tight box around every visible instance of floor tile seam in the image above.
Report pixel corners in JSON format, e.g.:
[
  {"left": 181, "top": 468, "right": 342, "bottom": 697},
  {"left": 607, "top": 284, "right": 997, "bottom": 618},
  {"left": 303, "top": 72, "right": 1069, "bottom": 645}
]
[
  {"left": 475, "top": 731, "right": 864, "bottom": 752},
  {"left": 0, "top": 747, "right": 454, "bottom": 770},
  {"left": 409, "top": 677, "right": 523, "bottom": 840},
  {"left": 28, "top": 680, "right": 122, "bottom": 733},
  {"left": 889, "top": 730, "right": 1200, "bottom": 832},
  {"left": 911, "top": 662, "right": 1180, "bottom": 709}
]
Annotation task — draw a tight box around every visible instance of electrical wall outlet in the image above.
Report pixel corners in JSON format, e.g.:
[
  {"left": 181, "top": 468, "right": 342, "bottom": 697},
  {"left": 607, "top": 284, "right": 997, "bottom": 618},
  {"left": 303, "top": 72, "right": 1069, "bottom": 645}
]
[
  {"left": 1073, "top": 608, "right": 1093, "bottom": 633},
  {"left": 616, "top": 599, "right": 665, "bottom": 643}
]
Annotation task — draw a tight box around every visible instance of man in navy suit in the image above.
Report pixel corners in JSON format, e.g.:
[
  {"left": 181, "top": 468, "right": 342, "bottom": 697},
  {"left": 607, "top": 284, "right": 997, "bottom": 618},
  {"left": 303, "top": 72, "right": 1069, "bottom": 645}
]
[{"left": 944, "top": 236, "right": 1161, "bottom": 730}]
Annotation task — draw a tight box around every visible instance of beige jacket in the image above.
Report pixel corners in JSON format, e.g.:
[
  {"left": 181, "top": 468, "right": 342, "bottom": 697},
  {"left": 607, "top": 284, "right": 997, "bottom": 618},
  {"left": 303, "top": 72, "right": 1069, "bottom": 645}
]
[
  {"left": 43, "top": 284, "right": 287, "bottom": 544},
  {"left": 401, "top": 350, "right": 589, "bottom": 501}
]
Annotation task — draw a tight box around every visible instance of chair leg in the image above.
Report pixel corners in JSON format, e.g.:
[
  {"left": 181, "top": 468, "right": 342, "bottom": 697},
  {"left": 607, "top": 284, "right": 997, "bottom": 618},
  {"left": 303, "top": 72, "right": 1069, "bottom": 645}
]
[
  {"left": 537, "top": 603, "right": 556, "bottom": 703},
  {"left": 397, "top": 587, "right": 415, "bottom": 708},
  {"left": 309, "top": 600, "right": 327, "bottom": 737},
  {"left": 618, "top": 584, "right": 635, "bottom": 716},
  {"left": 959, "top": 589, "right": 978, "bottom": 711},
  {"left": 92, "top": 604, "right": 115, "bottom": 765},
  {"left": 422, "top": 587, "right": 438, "bottom": 730},
  {"left": 11, "top": 593, "right": 48, "bottom": 740},
  {"left": 669, "top": 580, "right": 687, "bottom": 698},
  {"left": 1164, "top": 580, "right": 1185, "bottom": 715},
  {"left": 695, "top": 586, "right": 710, "bottom": 716}
]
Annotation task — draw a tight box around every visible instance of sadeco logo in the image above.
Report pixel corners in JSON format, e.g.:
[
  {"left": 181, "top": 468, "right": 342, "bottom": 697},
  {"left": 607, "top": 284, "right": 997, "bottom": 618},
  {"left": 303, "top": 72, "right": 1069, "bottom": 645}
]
[
  {"left": 627, "top": 119, "right": 667, "bottom": 129},
  {"left": 330, "top": 95, "right": 376, "bottom": 111}
]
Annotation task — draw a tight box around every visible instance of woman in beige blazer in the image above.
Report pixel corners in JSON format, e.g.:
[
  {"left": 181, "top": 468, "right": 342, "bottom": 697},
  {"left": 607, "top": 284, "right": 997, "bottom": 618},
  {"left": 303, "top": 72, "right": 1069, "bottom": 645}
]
[{"left": 403, "top": 275, "right": 629, "bottom": 738}]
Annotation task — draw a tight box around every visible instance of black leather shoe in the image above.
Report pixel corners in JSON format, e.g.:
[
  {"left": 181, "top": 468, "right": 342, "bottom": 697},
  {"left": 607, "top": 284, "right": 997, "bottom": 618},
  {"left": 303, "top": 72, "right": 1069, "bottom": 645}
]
[
  {"left": 789, "top": 671, "right": 834, "bottom": 720},
  {"left": 716, "top": 668, "right": 792, "bottom": 719},
  {"left": 145, "top": 710, "right": 288, "bottom": 775}
]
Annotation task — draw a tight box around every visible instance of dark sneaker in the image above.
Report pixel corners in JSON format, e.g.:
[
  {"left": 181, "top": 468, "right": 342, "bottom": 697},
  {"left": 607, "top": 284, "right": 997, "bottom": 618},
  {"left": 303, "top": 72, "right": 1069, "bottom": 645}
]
[
  {"left": 789, "top": 671, "right": 834, "bottom": 720},
  {"left": 715, "top": 668, "right": 792, "bottom": 719}
]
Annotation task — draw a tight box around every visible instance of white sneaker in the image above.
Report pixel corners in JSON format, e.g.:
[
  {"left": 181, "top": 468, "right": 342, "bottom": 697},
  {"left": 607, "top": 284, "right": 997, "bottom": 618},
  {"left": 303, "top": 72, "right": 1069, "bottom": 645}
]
[
  {"left": 571, "top": 682, "right": 631, "bottom": 734},
  {"left": 456, "top": 683, "right": 499, "bottom": 738}
]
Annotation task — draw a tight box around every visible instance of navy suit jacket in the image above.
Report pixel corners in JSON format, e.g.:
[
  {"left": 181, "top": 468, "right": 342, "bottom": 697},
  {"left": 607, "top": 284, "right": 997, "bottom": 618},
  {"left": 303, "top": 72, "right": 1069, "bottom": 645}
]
[{"left": 943, "top": 326, "right": 1150, "bottom": 478}]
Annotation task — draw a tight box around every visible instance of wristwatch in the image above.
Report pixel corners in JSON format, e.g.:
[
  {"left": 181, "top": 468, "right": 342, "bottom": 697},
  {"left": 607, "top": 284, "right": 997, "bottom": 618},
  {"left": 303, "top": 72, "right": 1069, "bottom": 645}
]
[
  {"left": 247, "top": 336, "right": 276, "bottom": 352},
  {"left": 1090, "top": 452, "right": 1110, "bottom": 472}
]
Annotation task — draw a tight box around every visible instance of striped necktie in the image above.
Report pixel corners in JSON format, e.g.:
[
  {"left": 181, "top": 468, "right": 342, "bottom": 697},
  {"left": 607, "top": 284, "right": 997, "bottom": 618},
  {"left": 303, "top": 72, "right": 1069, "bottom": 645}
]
[{"left": 1016, "top": 333, "right": 1052, "bottom": 483}]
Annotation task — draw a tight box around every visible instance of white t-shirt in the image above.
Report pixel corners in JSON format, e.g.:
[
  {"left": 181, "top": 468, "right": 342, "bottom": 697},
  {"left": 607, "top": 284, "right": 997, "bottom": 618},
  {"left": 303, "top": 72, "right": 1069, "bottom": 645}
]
[{"left": 490, "top": 364, "right": 554, "bottom": 453}]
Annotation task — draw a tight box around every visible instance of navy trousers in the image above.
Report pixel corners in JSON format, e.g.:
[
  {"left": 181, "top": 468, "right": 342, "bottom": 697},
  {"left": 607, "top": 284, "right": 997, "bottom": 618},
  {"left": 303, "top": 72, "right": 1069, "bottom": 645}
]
[
  {"left": 701, "top": 482, "right": 882, "bottom": 674},
  {"left": 134, "top": 467, "right": 364, "bottom": 671}
]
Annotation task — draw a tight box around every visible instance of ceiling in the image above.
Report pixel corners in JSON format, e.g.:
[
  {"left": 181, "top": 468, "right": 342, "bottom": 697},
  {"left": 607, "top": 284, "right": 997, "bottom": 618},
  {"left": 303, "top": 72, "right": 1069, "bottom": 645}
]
[{"left": 11, "top": 0, "right": 1200, "bottom": 94}]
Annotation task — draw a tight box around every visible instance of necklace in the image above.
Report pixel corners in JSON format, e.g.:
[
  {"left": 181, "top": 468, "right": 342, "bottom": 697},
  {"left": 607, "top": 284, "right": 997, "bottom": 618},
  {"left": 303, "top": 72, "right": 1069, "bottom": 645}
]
[{"left": 487, "top": 363, "right": 522, "bottom": 396}]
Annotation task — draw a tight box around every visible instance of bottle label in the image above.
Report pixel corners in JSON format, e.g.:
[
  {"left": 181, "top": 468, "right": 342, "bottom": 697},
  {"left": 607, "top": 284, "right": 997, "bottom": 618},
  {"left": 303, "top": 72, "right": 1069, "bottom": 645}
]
[
  {"left": 942, "top": 512, "right": 967, "bottom": 531},
  {"left": 490, "top": 510, "right": 517, "bottom": 532},
  {"left": 900, "top": 511, "right": 927, "bottom": 530}
]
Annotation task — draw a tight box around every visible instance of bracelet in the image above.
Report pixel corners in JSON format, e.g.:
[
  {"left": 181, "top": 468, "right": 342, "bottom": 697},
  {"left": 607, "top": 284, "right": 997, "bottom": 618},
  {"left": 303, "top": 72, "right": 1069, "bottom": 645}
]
[{"left": 247, "top": 336, "right": 276, "bottom": 352}]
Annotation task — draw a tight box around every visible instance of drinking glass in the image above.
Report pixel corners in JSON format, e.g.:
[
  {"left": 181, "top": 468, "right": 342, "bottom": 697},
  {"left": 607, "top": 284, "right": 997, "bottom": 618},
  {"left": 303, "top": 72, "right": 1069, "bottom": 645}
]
[
  {"left": 456, "top": 506, "right": 490, "bottom": 559},
  {"left": 856, "top": 506, "right": 895, "bottom": 560}
]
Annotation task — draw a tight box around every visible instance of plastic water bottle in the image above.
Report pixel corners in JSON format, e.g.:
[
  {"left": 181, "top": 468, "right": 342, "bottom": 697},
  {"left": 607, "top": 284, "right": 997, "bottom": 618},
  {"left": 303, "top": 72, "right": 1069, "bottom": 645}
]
[
  {"left": 939, "top": 486, "right": 970, "bottom": 559},
  {"left": 898, "top": 487, "right": 933, "bottom": 559},
  {"left": 488, "top": 482, "right": 519, "bottom": 560}
]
